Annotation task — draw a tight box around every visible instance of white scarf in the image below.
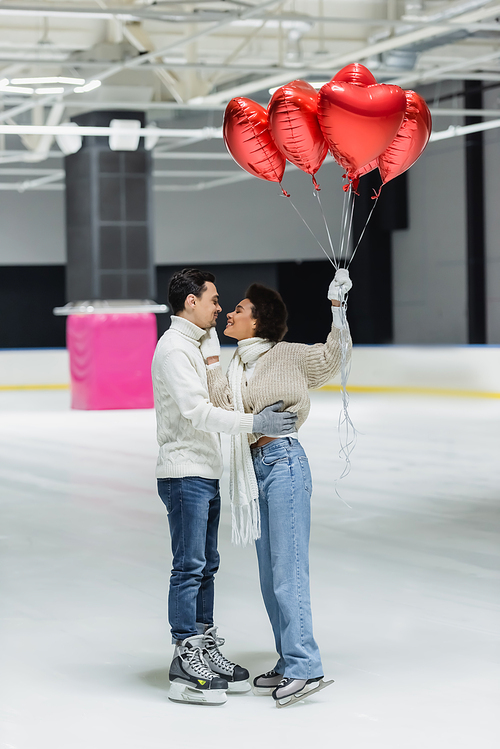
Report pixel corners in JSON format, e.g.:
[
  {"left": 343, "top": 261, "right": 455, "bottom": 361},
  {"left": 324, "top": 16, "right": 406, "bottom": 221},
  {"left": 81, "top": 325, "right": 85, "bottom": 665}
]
[{"left": 227, "top": 337, "right": 274, "bottom": 546}]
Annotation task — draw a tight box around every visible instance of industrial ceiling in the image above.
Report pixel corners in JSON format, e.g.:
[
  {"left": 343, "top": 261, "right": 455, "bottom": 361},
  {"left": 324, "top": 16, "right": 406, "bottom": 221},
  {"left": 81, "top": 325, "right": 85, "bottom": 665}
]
[{"left": 1, "top": 0, "right": 500, "bottom": 191}]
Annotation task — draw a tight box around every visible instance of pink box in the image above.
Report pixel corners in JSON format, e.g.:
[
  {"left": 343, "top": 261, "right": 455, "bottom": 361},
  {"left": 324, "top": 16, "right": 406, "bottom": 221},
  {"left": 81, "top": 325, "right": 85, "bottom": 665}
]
[{"left": 67, "top": 313, "right": 157, "bottom": 410}]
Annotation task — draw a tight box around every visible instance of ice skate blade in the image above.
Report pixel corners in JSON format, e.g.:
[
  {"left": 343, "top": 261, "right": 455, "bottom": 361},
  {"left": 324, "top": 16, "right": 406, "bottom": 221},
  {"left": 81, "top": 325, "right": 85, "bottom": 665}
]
[
  {"left": 227, "top": 680, "right": 251, "bottom": 693},
  {"left": 168, "top": 681, "right": 227, "bottom": 706},
  {"left": 275, "top": 678, "right": 334, "bottom": 709},
  {"left": 252, "top": 686, "right": 275, "bottom": 696}
]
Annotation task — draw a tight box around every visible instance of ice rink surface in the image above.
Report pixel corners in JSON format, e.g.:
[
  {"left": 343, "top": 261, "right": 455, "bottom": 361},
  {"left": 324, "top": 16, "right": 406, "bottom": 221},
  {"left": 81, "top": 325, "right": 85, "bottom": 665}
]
[{"left": 1, "top": 389, "right": 499, "bottom": 749}]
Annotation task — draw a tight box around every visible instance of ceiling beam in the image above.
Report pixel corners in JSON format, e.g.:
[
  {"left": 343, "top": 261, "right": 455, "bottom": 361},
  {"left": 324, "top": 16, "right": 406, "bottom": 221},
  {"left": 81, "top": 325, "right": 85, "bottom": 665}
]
[
  {"left": 0, "top": 124, "right": 224, "bottom": 137},
  {"left": 387, "top": 49, "right": 500, "bottom": 87},
  {"left": 192, "top": 1, "right": 500, "bottom": 104},
  {"left": 0, "top": 3, "right": 498, "bottom": 33},
  {"left": 0, "top": 0, "right": 283, "bottom": 124}
]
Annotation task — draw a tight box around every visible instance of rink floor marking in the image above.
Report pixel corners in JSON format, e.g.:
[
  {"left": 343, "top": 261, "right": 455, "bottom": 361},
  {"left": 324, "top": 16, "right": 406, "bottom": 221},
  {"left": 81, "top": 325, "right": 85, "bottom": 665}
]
[
  {"left": 319, "top": 384, "right": 500, "bottom": 399},
  {"left": 0, "top": 384, "right": 69, "bottom": 391},
  {"left": 1, "top": 383, "right": 499, "bottom": 399}
]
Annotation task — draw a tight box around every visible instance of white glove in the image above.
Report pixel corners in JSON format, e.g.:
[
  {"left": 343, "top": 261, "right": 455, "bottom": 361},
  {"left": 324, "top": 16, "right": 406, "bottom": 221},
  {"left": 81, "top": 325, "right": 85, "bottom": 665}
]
[
  {"left": 328, "top": 268, "right": 352, "bottom": 330},
  {"left": 327, "top": 268, "right": 352, "bottom": 302},
  {"left": 200, "top": 326, "right": 221, "bottom": 361},
  {"left": 331, "top": 305, "right": 348, "bottom": 330}
]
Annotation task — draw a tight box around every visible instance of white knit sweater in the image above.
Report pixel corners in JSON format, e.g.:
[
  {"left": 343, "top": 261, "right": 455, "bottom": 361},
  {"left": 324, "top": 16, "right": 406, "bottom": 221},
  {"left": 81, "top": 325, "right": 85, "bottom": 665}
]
[{"left": 152, "top": 316, "right": 254, "bottom": 479}]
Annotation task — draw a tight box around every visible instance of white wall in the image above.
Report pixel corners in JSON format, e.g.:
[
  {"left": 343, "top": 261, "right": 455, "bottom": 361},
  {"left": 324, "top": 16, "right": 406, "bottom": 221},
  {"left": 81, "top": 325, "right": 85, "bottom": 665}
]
[
  {"left": 0, "top": 159, "right": 347, "bottom": 267},
  {"left": 153, "top": 159, "right": 347, "bottom": 265},
  {"left": 0, "top": 190, "right": 65, "bottom": 265},
  {"left": 392, "top": 113, "right": 468, "bottom": 344}
]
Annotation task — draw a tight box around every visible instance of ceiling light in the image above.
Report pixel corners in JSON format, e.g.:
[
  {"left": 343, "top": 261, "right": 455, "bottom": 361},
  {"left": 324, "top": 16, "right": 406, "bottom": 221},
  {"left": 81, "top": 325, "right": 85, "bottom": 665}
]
[
  {"left": 0, "top": 85, "right": 34, "bottom": 94},
  {"left": 73, "top": 80, "right": 101, "bottom": 94},
  {"left": 109, "top": 119, "right": 141, "bottom": 151},
  {"left": 35, "top": 87, "right": 65, "bottom": 94},
  {"left": 55, "top": 122, "right": 82, "bottom": 156},
  {"left": 11, "top": 77, "right": 85, "bottom": 85}
]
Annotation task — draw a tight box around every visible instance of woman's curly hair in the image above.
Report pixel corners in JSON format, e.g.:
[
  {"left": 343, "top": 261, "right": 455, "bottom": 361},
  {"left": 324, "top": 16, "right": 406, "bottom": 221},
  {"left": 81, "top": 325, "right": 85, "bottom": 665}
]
[{"left": 245, "top": 283, "right": 288, "bottom": 343}]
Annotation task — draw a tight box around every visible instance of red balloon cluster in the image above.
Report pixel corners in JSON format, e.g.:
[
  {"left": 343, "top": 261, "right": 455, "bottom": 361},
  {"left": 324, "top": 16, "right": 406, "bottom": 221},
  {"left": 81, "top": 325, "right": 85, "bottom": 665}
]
[{"left": 223, "top": 63, "right": 432, "bottom": 191}]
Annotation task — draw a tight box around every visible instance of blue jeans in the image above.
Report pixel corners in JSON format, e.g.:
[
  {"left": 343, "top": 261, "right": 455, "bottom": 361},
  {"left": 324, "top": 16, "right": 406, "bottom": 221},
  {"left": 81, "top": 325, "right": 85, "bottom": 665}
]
[
  {"left": 157, "top": 477, "right": 220, "bottom": 642},
  {"left": 252, "top": 437, "right": 323, "bottom": 680}
]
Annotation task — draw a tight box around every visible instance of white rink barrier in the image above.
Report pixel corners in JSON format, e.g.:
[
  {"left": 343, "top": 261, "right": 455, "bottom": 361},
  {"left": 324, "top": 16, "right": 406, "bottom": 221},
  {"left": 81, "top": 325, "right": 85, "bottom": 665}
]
[
  {"left": 1, "top": 345, "right": 499, "bottom": 398},
  {"left": 0, "top": 348, "right": 70, "bottom": 390}
]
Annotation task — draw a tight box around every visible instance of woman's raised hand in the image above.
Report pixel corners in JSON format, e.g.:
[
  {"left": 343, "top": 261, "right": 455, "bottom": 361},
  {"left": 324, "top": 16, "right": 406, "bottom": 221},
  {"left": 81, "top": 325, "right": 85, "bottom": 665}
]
[
  {"left": 328, "top": 268, "right": 352, "bottom": 330},
  {"left": 327, "top": 268, "right": 352, "bottom": 304}
]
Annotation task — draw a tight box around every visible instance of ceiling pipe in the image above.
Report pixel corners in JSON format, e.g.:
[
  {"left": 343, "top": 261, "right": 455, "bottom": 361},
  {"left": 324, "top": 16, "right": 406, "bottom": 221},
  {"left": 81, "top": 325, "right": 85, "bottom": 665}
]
[
  {"left": 387, "top": 48, "right": 500, "bottom": 87},
  {"left": 188, "top": 2, "right": 500, "bottom": 105},
  {"left": 0, "top": 124, "right": 223, "bottom": 138},
  {"left": 0, "top": 0, "right": 283, "bottom": 125}
]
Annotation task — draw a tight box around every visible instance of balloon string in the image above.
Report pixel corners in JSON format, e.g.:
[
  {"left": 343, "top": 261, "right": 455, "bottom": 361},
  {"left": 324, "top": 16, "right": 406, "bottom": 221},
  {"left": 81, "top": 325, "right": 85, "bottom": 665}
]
[
  {"left": 339, "top": 193, "right": 350, "bottom": 263},
  {"left": 334, "top": 292, "right": 357, "bottom": 507},
  {"left": 283, "top": 193, "right": 336, "bottom": 269},
  {"left": 339, "top": 187, "right": 355, "bottom": 267},
  {"left": 347, "top": 194, "right": 379, "bottom": 269},
  {"left": 344, "top": 191, "right": 356, "bottom": 266},
  {"left": 338, "top": 187, "right": 350, "bottom": 262},
  {"left": 313, "top": 190, "right": 338, "bottom": 269}
]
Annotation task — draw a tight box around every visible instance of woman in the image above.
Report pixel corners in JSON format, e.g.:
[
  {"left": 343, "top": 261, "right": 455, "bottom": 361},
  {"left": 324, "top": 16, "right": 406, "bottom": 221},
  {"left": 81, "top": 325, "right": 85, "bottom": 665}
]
[{"left": 200, "top": 269, "right": 352, "bottom": 707}]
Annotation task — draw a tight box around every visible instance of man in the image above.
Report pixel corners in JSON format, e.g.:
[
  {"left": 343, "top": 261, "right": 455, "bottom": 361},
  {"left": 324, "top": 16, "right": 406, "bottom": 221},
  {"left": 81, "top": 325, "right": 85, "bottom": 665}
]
[{"left": 152, "top": 268, "right": 297, "bottom": 706}]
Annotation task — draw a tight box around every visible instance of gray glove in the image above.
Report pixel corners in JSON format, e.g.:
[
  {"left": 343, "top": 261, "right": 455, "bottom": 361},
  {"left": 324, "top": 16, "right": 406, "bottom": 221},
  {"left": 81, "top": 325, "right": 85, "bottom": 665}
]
[{"left": 252, "top": 401, "right": 298, "bottom": 437}]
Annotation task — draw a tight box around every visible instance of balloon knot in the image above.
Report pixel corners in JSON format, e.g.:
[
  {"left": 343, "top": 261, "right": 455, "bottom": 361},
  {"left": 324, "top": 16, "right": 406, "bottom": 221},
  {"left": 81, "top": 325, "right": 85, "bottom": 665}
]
[
  {"left": 280, "top": 183, "right": 290, "bottom": 198},
  {"left": 312, "top": 175, "right": 321, "bottom": 191},
  {"left": 372, "top": 186, "right": 382, "bottom": 200}
]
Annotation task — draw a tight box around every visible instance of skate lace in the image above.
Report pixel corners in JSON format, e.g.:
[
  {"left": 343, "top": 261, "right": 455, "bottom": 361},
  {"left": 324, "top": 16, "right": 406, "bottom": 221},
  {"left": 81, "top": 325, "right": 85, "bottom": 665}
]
[
  {"left": 204, "top": 634, "right": 236, "bottom": 671},
  {"left": 262, "top": 669, "right": 279, "bottom": 679},
  {"left": 277, "top": 677, "right": 292, "bottom": 688},
  {"left": 182, "top": 647, "right": 217, "bottom": 680}
]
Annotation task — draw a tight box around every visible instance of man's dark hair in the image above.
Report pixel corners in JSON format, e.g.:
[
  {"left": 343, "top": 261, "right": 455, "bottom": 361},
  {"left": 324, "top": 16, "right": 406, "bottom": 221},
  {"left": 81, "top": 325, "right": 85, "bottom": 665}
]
[
  {"left": 245, "top": 283, "right": 288, "bottom": 342},
  {"left": 168, "top": 268, "right": 216, "bottom": 315}
]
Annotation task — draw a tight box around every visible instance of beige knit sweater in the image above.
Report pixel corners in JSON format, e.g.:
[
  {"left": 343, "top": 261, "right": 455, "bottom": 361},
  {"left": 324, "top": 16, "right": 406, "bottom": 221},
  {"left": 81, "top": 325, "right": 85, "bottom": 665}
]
[{"left": 207, "top": 323, "right": 351, "bottom": 439}]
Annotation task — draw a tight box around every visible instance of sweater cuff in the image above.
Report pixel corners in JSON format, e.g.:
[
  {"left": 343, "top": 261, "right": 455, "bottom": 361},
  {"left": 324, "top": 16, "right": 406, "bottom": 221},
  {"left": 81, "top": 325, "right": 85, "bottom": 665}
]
[
  {"left": 239, "top": 412, "right": 254, "bottom": 433},
  {"left": 206, "top": 362, "right": 221, "bottom": 371}
]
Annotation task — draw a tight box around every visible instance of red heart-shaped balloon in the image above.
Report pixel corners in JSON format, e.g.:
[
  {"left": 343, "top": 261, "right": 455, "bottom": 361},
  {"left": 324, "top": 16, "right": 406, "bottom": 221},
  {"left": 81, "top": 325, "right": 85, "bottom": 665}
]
[
  {"left": 268, "top": 79, "right": 328, "bottom": 177},
  {"left": 378, "top": 90, "right": 432, "bottom": 185},
  {"left": 334, "top": 63, "right": 377, "bottom": 88},
  {"left": 223, "top": 97, "right": 285, "bottom": 183},
  {"left": 317, "top": 80, "right": 407, "bottom": 176}
]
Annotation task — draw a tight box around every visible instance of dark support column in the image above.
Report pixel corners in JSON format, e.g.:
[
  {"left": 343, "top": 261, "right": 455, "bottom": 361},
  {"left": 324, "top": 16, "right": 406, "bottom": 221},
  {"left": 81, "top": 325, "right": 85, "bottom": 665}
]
[
  {"left": 64, "top": 110, "right": 155, "bottom": 302},
  {"left": 348, "top": 171, "right": 408, "bottom": 344},
  {"left": 464, "top": 81, "right": 487, "bottom": 343}
]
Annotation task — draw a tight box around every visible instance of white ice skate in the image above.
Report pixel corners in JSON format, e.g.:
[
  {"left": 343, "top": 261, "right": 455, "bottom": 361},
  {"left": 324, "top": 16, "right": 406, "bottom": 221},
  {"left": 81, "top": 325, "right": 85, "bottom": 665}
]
[
  {"left": 203, "top": 625, "right": 251, "bottom": 693},
  {"left": 168, "top": 634, "right": 228, "bottom": 706},
  {"left": 252, "top": 669, "right": 283, "bottom": 696},
  {"left": 272, "top": 676, "right": 334, "bottom": 708}
]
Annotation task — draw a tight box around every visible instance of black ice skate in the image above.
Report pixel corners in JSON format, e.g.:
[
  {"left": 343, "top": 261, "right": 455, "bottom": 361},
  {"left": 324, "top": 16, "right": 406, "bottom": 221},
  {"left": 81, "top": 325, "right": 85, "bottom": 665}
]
[
  {"left": 168, "top": 634, "right": 228, "bottom": 706},
  {"left": 252, "top": 669, "right": 283, "bottom": 696},
  {"left": 202, "top": 625, "right": 251, "bottom": 693},
  {"left": 272, "top": 676, "right": 334, "bottom": 708}
]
